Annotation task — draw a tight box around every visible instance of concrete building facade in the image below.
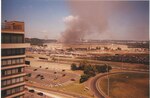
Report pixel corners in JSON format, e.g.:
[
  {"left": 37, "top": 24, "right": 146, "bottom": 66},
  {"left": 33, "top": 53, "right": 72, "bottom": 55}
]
[{"left": 1, "top": 21, "right": 30, "bottom": 98}]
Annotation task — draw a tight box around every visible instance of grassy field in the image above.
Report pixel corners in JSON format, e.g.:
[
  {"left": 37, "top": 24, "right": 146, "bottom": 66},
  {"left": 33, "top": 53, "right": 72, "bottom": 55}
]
[
  {"left": 100, "top": 72, "right": 149, "bottom": 98},
  {"left": 55, "top": 81, "right": 93, "bottom": 98}
]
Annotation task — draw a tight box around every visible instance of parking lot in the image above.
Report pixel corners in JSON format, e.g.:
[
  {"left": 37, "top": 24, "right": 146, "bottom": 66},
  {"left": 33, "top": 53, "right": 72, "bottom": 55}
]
[
  {"left": 25, "top": 67, "right": 79, "bottom": 87},
  {"left": 24, "top": 90, "right": 50, "bottom": 98}
]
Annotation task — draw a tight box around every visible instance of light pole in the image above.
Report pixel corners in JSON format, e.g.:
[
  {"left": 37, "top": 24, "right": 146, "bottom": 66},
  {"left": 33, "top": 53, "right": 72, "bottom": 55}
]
[
  {"left": 121, "top": 53, "right": 123, "bottom": 72},
  {"left": 107, "top": 64, "right": 109, "bottom": 97}
]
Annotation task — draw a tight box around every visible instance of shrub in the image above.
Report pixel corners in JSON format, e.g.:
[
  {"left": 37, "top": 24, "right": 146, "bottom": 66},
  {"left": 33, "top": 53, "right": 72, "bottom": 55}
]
[
  {"left": 96, "top": 64, "right": 112, "bottom": 73},
  {"left": 84, "top": 65, "right": 96, "bottom": 76},
  {"left": 80, "top": 74, "right": 90, "bottom": 83},
  {"left": 78, "top": 62, "right": 86, "bottom": 70},
  {"left": 27, "top": 73, "right": 32, "bottom": 77},
  {"left": 71, "top": 63, "right": 78, "bottom": 70}
]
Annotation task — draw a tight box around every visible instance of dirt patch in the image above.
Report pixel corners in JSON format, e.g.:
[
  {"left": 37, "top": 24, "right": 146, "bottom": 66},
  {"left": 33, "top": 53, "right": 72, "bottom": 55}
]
[{"left": 100, "top": 73, "right": 149, "bottom": 98}]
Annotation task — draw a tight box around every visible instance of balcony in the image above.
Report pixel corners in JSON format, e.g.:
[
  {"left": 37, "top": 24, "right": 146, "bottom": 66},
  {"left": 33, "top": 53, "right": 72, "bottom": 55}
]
[{"left": 2, "top": 21, "right": 24, "bottom": 33}]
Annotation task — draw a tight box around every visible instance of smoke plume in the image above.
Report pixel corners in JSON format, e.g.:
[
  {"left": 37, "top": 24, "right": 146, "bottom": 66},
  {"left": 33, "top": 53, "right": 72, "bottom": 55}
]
[{"left": 60, "top": 1, "right": 149, "bottom": 43}]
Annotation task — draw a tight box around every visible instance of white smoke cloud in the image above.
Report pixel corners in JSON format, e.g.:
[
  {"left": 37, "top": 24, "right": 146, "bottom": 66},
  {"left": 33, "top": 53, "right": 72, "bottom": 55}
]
[{"left": 63, "top": 15, "right": 79, "bottom": 24}]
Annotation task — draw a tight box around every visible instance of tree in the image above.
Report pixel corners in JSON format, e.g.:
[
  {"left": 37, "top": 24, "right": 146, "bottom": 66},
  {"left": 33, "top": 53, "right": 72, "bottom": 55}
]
[
  {"left": 78, "top": 61, "right": 87, "bottom": 70},
  {"left": 117, "top": 47, "right": 122, "bottom": 50},
  {"left": 67, "top": 48, "right": 73, "bottom": 51},
  {"left": 107, "top": 65, "right": 112, "bottom": 71},
  {"left": 95, "top": 64, "right": 112, "bottom": 73},
  {"left": 71, "top": 63, "right": 78, "bottom": 70},
  {"left": 27, "top": 73, "right": 31, "bottom": 77},
  {"left": 80, "top": 74, "right": 90, "bottom": 83},
  {"left": 84, "top": 65, "right": 96, "bottom": 77},
  {"left": 52, "top": 57, "right": 56, "bottom": 62}
]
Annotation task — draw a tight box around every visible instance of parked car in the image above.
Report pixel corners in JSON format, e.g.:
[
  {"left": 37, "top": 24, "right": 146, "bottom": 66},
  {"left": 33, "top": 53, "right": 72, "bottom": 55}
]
[
  {"left": 29, "top": 89, "right": 35, "bottom": 93},
  {"left": 37, "top": 92, "right": 44, "bottom": 96}
]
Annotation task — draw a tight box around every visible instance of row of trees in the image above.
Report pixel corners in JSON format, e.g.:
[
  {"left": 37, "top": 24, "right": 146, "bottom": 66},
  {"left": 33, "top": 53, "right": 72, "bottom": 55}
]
[
  {"left": 96, "top": 54, "right": 149, "bottom": 65},
  {"left": 71, "top": 62, "right": 112, "bottom": 83}
]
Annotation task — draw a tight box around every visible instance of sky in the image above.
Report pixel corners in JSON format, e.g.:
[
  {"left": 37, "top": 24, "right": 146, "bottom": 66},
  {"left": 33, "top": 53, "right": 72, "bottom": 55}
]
[{"left": 2, "top": 0, "right": 149, "bottom": 41}]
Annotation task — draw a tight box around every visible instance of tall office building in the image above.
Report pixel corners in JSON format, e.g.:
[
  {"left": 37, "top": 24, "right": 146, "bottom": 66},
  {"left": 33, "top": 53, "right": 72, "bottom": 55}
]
[{"left": 1, "top": 21, "right": 30, "bottom": 98}]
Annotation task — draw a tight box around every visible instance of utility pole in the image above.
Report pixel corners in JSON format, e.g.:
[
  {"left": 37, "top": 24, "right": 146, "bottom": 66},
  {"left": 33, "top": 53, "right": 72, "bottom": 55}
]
[
  {"left": 121, "top": 53, "right": 123, "bottom": 72},
  {"left": 107, "top": 64, "right": 109, "bottom": 97}
]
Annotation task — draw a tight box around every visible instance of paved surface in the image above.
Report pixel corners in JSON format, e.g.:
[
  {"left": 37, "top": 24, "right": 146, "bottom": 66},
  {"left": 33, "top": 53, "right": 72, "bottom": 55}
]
[
  {"left": 25, "top": 90, "right": 50, "bottom": 98},
  {"left": 25, "top": 67, "right": 79, "bottom": 87},
  {"left": 26, "top": 58, "right": 71, "bottom": 70},
  {"left": 25, "top": 86, "right": 79, "bottom": 98}
]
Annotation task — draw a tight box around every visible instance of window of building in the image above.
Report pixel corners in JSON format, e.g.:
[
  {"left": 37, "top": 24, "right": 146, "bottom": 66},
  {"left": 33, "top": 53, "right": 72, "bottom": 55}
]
[
  {"left": 12, "top": 69, "right": 17, "bottom": 74},
  {"left": 5, "top": 70, "right": 11, "bottom": 75},
  {"left": 2, "top": 77, "right": 24, "bottom": 87},
  {"left": 20, "top": 86, "right": 24, "bottom": 91},
  {"left": 2, "top": 58, "right": 25, "bottom": 66},
  {"left": 21, "top": 68, "right": 24, "bottom": 72},
  {"left": 12, "top": 35, "right": 17, "bottom": 43},
  {"left": 11, "top": 88, "right": 15, "bottom": 94},
  {"left": 2, "top": 34, "right": 10, "bottom": 43},
  {"left": 7, "top": 59, "right": 11, "bottom": 65},
  {"left": 2, "top": 60, "right": 7, "bottom": 65},
  {"left": 20, "top": 77, "right": 24, "bottom": 81},
  {"left": 2, "top": 67, "right": 24, "bottom": 77},
  {"left": 6, "top": 89, "right": 11, "bottom": 95},
  {"left": 2, "top": 48, "right": 25, "bottom": 56},
  {"left": 6, "top": 79, "right": 11, "bottom": 85},
  {"left": 12, "top": 59, "right": 16, "bottom": 65},
  {"left": 12, "top": 78, "right": 16, "bottom": 84},
  {"left": 20, "top": 58, "right": 24, "bottom": 63},
  {"left": 2, "top": 81, "right": 6, "bottom": 86},
  {"left": 7, "top": 49, "right": 12, "bottom": 56},
  {"left": 16, "top": 59, "right": 20, "bottom": 64},
  {"left": 16, "top": 78, "right": 20, "bottom": 83},
  {"left": 2, "top": 33, "right": 24, "bottom": 43}
]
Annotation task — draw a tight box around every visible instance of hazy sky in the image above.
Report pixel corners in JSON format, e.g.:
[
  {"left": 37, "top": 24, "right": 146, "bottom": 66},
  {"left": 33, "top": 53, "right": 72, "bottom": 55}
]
[{"left": 2, "top": 0, "right": 149, "bottom": 41}]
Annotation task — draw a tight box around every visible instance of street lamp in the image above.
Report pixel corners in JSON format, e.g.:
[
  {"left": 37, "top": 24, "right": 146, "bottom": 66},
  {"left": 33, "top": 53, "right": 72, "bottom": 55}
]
[
  {"left": 121, "top": 53, "right": 123, "bottom": 72},
  {"left": 107, "top": 64, "right": 109, "bottom": 97}
]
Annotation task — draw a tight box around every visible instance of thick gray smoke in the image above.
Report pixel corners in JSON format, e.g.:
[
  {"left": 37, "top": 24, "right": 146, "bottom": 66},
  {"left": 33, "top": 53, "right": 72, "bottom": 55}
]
[
  {"left": 60, "top": 1, "right": 112, "bottom": 43},
  {"left": 61, "top": 15, "right": 89, "bottom": 43},
  {"left": 60, "top": 1, "right": 149, "bottom": 43}
]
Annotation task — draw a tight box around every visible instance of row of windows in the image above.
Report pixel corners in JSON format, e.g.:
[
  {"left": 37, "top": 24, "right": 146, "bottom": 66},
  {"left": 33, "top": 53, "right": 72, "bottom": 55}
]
[
  {"left": 2, "top": 67, "right": 24, "bottom": 77},
  {"left": 2, "top": 86, "right": 24, "bottom": 97},
  {"left": 2, "top": 33, "right": 24, "bottom": 43},
  {"left": 2, "top": 48, "right": 25, "bottom": 56},
  {"left": 2, "top": 77, "right": 24, "bottom": 87},
  {"left": 2, "top": 58, "right": 25, "bottom": 66}
]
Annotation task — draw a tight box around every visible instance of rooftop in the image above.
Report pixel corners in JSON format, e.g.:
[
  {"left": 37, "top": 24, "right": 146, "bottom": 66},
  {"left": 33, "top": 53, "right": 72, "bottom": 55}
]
[{"left": 2, "top": 21, "right": 24, "bottom": 32}]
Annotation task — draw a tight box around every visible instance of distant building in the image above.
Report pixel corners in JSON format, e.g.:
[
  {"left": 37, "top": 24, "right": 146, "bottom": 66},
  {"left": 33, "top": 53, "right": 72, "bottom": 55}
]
[{"left": 1, "top": 21, "right": 30, "bottom": 98}]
